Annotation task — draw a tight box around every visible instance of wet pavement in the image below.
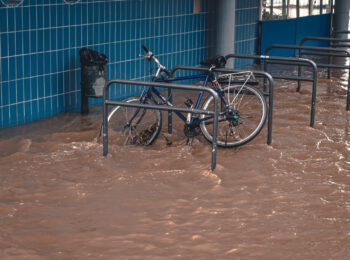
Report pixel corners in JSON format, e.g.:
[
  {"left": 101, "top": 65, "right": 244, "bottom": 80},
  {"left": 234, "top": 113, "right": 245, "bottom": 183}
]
[{"left": 0, "top": 68, "right": 349, "bottom": 259}]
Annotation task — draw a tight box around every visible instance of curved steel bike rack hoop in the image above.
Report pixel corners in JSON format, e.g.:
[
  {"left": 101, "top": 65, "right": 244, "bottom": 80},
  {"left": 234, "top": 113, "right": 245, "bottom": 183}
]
[
  {"left": 332, "top": 30, "right": 350, "bottom": 36},
  {"left": 224, "top": 54, "right": 318, "bottom": 127},
  {"left": 169, "top": 66, "right": 275, "bottom": 145},
  {"left": 300, "top": 37, "right": 350, "bottom": 48},
  {"left": 299, "top": 36, "right": 350, "bottom": 80},
  {"left": 299, "top": 36, "right": 350, "bottom": 77},
  {"left": 265, "top": 44, "right": 350, "bottom": 111},
  {"left": 102, "top": 79, "right": 219, "bottom": 170}
]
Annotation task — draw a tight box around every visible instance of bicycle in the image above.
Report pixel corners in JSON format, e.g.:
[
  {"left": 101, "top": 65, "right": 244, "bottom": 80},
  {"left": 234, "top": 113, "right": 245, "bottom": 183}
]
[{"left": 105, "top": 45, "right": 268, "bottom": 148}]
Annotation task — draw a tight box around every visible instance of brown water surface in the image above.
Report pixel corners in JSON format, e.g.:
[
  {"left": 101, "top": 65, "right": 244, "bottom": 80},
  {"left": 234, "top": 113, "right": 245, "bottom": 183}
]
[{"left": 0, "top": 70, "right": 349, "bottom": 259}]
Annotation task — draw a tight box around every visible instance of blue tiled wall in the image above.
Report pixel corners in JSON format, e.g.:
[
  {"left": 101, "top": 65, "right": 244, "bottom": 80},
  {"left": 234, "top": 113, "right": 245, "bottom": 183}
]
[
  {"left": 235, "top": 0, "right": 260, "bottom": 68},
  {"left": 0, "top": 0, "right": 208, "bottom": 128}
]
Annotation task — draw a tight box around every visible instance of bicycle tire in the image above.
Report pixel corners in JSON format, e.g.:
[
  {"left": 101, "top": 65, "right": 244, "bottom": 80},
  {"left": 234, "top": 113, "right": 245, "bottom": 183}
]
[
  {"left": 106, "top": 97, "right": 162, "bottom": 146},
  {"left": 200, "top": 85, "right": 267, "bottom": 148}
]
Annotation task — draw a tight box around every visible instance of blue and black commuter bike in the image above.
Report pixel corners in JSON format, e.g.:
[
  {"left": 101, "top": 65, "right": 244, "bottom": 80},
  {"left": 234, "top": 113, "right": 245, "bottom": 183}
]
[{"left": 106, "top": 46, "right": 267, "bottom": 148}]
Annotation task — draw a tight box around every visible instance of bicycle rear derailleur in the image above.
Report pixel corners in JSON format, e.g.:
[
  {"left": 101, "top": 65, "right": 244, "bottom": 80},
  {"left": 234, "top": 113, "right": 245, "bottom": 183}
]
[{"left": 225, "top": 106, "right": 240, "bottom": 126}]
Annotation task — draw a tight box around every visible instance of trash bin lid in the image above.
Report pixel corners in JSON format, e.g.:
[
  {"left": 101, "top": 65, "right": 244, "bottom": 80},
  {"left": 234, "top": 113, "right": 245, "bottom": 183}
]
[{"left": 79, "top": 47, "right": 108, "bottom": 66}]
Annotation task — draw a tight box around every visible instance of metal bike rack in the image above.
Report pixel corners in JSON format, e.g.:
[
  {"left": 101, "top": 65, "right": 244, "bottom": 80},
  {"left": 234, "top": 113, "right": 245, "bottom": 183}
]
[
  {"left": 224, "top": 54, "right": 318, "bottom": 127},
  {"left": 332, "top": 30, "right": 350, "bottom": 36},
  {"left": 265, "top": 44, "right": 350, "bottom": 111},
  {"left": 102, "top": 79, "right": 220, "bottom": 170},
  {"left": 300, "top": 36, "right": 350, "bottom": 48},
  {"left": 168, "top": 66, "right": 275, "bottom": 145},
  {"left": 299, "top": 36, "right": 350, "bottom": 79}
]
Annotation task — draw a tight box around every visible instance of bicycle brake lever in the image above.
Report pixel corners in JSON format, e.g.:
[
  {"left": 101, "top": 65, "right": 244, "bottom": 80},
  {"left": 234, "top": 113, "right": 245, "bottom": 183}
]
[
  {"left": 139, "top": 54, "right": 147, "bottom": 59},
  {"left": 139, "top": 53, "right": 153, "bottom": 60}
]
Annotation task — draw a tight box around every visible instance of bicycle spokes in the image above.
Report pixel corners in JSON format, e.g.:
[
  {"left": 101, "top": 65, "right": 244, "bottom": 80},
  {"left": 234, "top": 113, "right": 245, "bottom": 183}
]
[
  {"left": 107, "top": 97, "right": 162, "bottom": 146},
  {"left": 223, "top": 71, "right": 255, "bottom": 108},
  {"left": 125, "top": 122, "right": 158, "bottom": 145},
  {"left": 200, "top": 82, "right": 267, "bottom": 148}
]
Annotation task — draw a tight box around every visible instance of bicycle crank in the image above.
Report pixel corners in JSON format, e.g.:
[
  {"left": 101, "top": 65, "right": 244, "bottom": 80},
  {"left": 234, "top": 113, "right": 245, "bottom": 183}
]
[{"left": 184, "top": 123, "right": 201, "bottom": 138}]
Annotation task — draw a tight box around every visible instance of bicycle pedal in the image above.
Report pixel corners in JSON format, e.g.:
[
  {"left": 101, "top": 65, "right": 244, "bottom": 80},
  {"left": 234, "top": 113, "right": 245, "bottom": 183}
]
[{"left": 184, "top": 98, "right": 193, "bottom": 108}]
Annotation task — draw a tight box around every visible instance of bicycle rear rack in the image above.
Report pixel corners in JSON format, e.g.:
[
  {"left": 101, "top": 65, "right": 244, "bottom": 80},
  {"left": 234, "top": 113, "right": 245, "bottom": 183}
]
[
  {"left": 169, "top": 66, "right": 275, "bottom": 146},
  {"left": 224, "top": 54, "right": 318, "bottom": 127},
  {"left": 102, "top": 79, "right": 220, "bottom": 170}
]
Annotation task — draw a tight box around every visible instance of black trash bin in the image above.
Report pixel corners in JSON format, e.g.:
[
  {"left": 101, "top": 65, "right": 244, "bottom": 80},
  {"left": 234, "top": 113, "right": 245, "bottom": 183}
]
[{"left": 80, "top": 48, "right": 108, "bottom": 114}]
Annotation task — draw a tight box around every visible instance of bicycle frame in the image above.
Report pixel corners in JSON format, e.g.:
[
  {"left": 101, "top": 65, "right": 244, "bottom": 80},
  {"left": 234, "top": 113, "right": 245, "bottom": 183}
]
[
  {"left": 128, "top": 45, "right": 269, "bottom": 146},
  {"left": 103, "top": 79, "right": 220, "bottom": 170},
  {"left": 139, "top": 72, "right": 227, "bottom": 126}
]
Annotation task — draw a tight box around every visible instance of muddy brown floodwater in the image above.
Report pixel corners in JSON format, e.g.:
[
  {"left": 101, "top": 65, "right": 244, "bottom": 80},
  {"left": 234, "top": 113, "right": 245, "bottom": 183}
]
[{"left": 0, "top": 68, "right": 350, "bottom": 259}]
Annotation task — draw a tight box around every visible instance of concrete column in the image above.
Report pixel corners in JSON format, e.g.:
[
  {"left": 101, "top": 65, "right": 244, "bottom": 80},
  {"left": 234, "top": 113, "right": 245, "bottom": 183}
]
[
  {"left": 333, "top": 0, "right": 350, "bottom": 37},
  {"left": 207, "top": 0, "right": 236, "bottom": 67}
]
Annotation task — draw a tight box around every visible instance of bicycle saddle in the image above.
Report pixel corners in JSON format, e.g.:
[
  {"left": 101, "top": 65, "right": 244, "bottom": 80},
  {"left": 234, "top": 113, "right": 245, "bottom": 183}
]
[{"left": 200, "top": 55, "right": 227, "bottom": 68}]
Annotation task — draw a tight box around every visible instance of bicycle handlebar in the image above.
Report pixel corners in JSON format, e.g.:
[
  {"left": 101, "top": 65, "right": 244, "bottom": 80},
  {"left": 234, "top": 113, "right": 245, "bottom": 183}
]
[
  {"left": 141, "top": 45, "right": 170, "bottom": 78},
  {"left": 141, "top": 45, "right": 149, "bottom": 54}
]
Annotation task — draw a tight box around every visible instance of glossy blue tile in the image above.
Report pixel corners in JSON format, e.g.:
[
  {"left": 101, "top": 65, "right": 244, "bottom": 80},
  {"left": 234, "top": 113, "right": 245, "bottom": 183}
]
[
  {"left": 43, "top": 53, "right": 50, "bottom": 74},
  {"left": 30, "top": 55, "right": 38, "bottom": 76},
  {"left": 6, "top": 9, "right": 14, "bottom": 31},
  {"left": 9, "top": 104, "right": 17, "bottom": 126},
  {"left": 43, "top": 7, "right": 50, "bottom": 28},
  {"left": 36, "top": 30, "right": 43, "bottom": 52},
  {"left": 17, "top": 80, "right": 24, "bottom": 103},
  {"left": 2, "top": 82, "right": 9, "bottom": 106},
  {"left": 22, "top": 55, "right": 30, "bottom": 78},
  {"left": 8, "top": 81, "right": 16, "bottom": 104},
  {"left": 24, "top": 101, "right": 32, "bottom": 123},
  {"left": 57, "top": 94, "right": 64, "bottom": 113},
  {"left": 29, "top": 31, "right": 37, "bottom": 53},
  {"left": 38, "top": 98, "right": 45, "bottom": 118},
  {"left": 31, "top": 78, "right": 38, "bottom": 99},
  {"left": 50, "top": 96, "right": 57, "bottom": 115},
  {"left": 1, "top": 58, "right": 8, "bottom": 82},
  {"left": 51, "top": 74, "right": 58, "bottom": 95},
  {"left": 2, "top": 106, "right": 10, "bottom": 128},
  {"left": 1, "top": 0, "right": 210, "bottom": 128},
  {"left": 63, "top": 27, "right": 69, "bottom": 49},
  {"left": 0, "top": 107, "right": 3, "bottom": 128},
  {"left": 31, "top": 100, "right": 39, "bottom": 121},
  {"left": 0, "top": 8, "right": 7, "bottom": 32},
  {"left": 16, "top": 103, "right": 24, "bottom": 123},
  {"left": 20, "top": 32, "right": 29, "bottom": 54},
  {"left": 20, "top": 8, "right": 28, "bottom": 31},
  {"left": 24, "top": 79, "right": 31, "bottom": 101},
  {"left": 7, "top": 33, "right": 15, "bottom": 57},
  {"left": 14, "top": 8, "right": 23, "bottom": 31},
  {"left": 38, "top": 77, "right": 45, "bottom": 98},
  {"left": 8, "top": 57, "right": 16, "bottom": 81},
  {"left": 44, "top": 97, "right": 51, "bottom": 116}
]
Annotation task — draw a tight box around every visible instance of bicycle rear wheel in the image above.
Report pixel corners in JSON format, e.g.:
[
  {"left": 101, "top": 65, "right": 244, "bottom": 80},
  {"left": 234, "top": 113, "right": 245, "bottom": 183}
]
[
  {"left": 200, "top": 85, "right": 267, "bottom": 147},
  {"left": 107, "top": 97, "right": 162, "bottom": 145}
]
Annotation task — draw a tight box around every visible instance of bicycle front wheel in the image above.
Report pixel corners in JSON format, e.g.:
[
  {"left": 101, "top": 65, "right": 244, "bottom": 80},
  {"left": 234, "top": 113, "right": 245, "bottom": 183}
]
[
  {"left": 200, "top": 85, "right": 267, "bottom": 148},
  {"left": 107, "top": 97, "right": 162, "bottom": 145}
]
